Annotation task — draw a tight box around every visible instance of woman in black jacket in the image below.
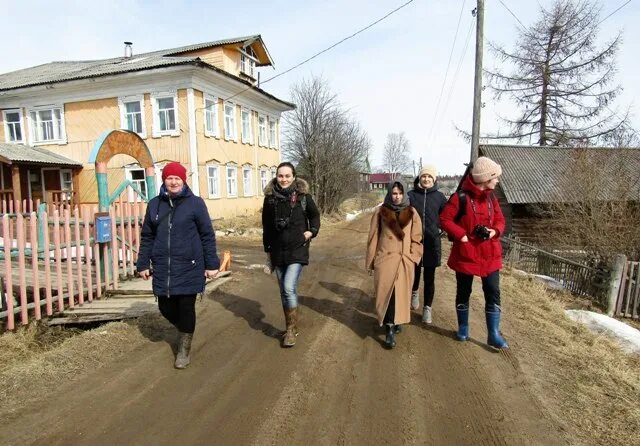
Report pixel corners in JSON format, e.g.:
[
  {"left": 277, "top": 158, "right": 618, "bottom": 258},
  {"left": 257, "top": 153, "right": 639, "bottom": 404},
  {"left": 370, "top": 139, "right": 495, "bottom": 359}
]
[
  {"left": 137, "top": 162, "right": 220, "bottom": 369},
  {"left": 407, "top": 165, "right": 447, "bottom": 324},
  {"left": 262, "top": 162, "right": 320, "bottom": 347}
]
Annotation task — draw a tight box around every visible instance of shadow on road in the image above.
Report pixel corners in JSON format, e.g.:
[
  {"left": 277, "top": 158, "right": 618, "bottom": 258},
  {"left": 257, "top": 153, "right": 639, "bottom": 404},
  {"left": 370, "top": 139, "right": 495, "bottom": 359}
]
[
  {"left": 300, "top": 281, "right": 385, "bottom": 347},
  {"left": 137, "top": 313, "right": 180, "bottom": 355},
  {"left": 212, "top": 291, "right": 283, "bottom": 340}
]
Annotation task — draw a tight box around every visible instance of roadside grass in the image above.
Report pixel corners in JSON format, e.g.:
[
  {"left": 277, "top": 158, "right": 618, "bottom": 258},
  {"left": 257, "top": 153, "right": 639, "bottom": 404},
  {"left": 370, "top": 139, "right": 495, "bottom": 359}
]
[
  {"left": 0, "top": 319, "right": 150, "bottom": 418},
  {"left": 502, "top": 271, "right": 640, "bottom": 446}
]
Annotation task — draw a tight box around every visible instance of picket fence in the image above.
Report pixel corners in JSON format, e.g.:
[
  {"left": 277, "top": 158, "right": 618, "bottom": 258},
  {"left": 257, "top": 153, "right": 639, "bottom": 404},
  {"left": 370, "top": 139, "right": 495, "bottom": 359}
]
[
  {"left": 615, "top": 261, "right": 640, "bottom": 320},
  {"left": 0, "top": 194, "right": 147, "bottom": 330}
]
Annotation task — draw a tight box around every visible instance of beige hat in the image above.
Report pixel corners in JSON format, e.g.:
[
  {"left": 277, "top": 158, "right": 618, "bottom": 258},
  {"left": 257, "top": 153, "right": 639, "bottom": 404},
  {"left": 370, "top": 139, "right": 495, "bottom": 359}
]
[
  {"left": 471, "top": 157, "right": 502, "bottom": 183},
  {"left": 418, "top": 165, "right": 438, "bottom": 182}
]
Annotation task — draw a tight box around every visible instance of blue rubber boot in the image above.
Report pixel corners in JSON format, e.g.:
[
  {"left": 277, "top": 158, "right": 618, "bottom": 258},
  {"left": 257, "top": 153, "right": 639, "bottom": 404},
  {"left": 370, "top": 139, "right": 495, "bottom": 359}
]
[
  {"left": 486, "top": 306, "right": 509, "bottom": 349},
  {"left": 385, "top": 324, "right": 396, "bottom": 349},
  {"left": 455, "top": 304, "right": 469, "bottom": 341}
]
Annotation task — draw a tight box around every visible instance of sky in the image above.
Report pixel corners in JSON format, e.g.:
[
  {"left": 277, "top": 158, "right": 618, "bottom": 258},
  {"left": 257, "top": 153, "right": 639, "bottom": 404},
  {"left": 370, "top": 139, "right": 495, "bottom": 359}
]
[{"left": 1, "top": 0, "right": 638, "bottom": 175}]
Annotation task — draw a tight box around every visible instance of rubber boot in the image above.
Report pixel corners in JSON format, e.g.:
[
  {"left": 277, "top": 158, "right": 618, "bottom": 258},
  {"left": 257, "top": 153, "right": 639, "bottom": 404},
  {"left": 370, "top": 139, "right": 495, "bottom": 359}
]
[
  {"left": 395, "top": 324, "right": 402, "bottom": 334},
  {"left": 282, "top": 307, "right": 299, "bottom": 347},
  {"left": 456, "top": 304, "right": 469, "bottom": 341},
  {"left": 174, "top": 332, "right": 193, "bottom": 369},
  {"left": 385, "top": 323, "right": 396, "bottom": 349},
  {"left": 410, "top": 290, "right": 420, "bottom": 310},
  {"left": 486, "top": 306, "right": 509, "bottom": 349}
]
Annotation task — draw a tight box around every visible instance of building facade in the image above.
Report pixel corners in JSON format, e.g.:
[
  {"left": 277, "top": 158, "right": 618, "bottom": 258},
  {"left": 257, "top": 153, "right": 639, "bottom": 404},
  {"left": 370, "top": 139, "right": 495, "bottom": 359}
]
[{"left": 0, "top": 35, "right": 294, "bottom": 218}]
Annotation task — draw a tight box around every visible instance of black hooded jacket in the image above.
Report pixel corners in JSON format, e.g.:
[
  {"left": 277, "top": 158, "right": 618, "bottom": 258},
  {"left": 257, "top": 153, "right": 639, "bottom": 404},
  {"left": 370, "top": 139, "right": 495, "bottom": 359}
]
[
  {"left": 262, "top": 178, "right": 321, "bottom": 266},
  {"left": 407, "top": 177, "right": 447, "bottom": 267}
]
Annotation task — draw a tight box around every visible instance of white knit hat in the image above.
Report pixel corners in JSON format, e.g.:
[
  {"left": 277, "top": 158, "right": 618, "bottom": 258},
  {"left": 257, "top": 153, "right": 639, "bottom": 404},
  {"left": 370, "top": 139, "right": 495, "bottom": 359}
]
[
  {"left": 418, "top": 165, "right": 438, "bottom": 182},
  {"left": 471, "top": 157, "right": 502, "bottom": 183}
]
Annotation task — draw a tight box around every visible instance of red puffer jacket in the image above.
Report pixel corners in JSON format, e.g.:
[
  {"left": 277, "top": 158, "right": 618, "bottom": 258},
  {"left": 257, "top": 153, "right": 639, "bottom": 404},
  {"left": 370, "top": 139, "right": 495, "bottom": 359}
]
[{"left": 440, "top": 176, "right": 506, "bottom": 277}]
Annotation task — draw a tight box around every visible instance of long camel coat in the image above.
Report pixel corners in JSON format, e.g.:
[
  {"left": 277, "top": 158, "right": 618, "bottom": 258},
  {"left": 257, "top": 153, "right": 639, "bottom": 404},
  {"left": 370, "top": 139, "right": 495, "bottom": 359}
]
[{"left": 366, "top": 205, "right": 423, "bottom": 325}]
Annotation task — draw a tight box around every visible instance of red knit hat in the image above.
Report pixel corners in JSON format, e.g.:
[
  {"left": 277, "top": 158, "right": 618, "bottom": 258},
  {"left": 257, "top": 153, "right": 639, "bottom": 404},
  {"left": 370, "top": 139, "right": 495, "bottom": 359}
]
[{"left": 162, "top": 162, "right": 187, "bottom": 182}]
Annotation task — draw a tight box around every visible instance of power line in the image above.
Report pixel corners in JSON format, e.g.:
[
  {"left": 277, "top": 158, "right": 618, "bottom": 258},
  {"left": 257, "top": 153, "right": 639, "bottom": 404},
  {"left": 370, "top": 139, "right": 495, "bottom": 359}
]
[
  {"left": 597, "top": 0, "right": 632, "bottom": 27},
  {"left": 224, "top": 0, "right": 416, "bottom": 102},
  {"left": 496, "top": 0, "right": 526, "bottom": 30},
  {"left": 427, "top": 0, "right": 467, "bottom": 146}
]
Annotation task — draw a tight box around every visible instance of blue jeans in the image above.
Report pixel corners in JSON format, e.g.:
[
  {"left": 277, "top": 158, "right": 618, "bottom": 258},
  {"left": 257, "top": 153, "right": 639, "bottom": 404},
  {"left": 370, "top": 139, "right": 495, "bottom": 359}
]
[{"left": 274, "top": 263, "right": 304, "bottom": 309}]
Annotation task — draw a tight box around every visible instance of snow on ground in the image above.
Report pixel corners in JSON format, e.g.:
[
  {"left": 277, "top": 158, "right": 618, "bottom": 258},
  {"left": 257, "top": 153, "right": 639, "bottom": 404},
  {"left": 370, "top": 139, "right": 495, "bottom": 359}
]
[{"left": 565, "top": 310, "right": 640, "bottom": 354}]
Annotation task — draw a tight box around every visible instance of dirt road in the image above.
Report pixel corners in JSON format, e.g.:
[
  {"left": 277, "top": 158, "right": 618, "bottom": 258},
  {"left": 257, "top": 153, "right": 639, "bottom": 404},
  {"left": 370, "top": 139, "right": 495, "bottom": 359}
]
[{"left": 2, "top": 216, "right": 567, "bottom": 445}]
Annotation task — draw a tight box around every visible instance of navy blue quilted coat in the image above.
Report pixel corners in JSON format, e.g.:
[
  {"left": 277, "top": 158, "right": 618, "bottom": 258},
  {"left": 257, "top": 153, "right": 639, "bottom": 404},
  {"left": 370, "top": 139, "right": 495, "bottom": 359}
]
[{"left": 136, "top": 184, "right": 220, "bottom": 296}]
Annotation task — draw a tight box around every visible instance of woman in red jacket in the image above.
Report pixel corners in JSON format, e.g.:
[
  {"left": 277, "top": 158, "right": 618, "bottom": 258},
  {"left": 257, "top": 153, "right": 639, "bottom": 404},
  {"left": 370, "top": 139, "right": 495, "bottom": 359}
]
[{"left": 440, "top": 157, "right": 508, "bottom": 349}]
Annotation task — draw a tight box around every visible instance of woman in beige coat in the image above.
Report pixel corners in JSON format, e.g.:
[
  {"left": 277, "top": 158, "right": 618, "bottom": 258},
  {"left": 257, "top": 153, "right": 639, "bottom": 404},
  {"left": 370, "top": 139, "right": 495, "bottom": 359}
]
[{"left": 366, "top": 181, "right": 423, "bottom": 348}]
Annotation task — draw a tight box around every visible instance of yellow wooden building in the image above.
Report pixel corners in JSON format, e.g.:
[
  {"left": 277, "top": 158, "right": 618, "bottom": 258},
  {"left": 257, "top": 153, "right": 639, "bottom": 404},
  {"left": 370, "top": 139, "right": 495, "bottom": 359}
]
[{"left": 0, "top": 35, "right": 294, "bottom": 218}]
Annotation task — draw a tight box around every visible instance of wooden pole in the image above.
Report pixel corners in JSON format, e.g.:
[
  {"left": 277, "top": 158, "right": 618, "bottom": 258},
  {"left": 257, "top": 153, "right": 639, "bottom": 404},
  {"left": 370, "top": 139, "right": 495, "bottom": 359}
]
[
  {"left": 607, "top": 253, "right": 627, "bottom": 316},
  {"left": 470, "top": 0, "right": 485, "bottom": 162}
]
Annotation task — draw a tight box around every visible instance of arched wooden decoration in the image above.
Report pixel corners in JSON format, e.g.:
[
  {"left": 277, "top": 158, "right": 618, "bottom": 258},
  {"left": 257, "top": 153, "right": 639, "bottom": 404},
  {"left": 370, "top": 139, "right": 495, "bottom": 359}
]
[{"left": 89, "top": 130, "right": 156, "bottom": 211}]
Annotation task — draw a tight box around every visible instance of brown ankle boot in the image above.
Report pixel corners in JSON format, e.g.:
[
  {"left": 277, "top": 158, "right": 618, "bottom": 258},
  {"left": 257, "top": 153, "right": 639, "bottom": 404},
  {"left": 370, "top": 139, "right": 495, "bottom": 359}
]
[{"left": 282, "top": 307, "right": 299, "bottom": 347}]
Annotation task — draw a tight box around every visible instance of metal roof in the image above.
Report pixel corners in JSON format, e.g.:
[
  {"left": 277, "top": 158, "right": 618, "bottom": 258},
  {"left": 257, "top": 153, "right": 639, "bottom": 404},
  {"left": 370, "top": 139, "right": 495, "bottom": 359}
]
[
  {"left": 0, "top": 143, "right": 83, "bottom": 167},
  {"left": 479, "top": 144, "right": 640, "bottom": 204}
]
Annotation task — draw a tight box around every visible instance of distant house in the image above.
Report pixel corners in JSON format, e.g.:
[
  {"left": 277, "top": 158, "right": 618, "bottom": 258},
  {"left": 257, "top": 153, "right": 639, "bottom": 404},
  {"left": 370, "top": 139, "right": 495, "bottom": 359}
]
[
  {"left": 357, "top": 157, "right": 372, "bottom": 192},
  {"left": 479, "top": 144, "right": 640, "bottom": 244},
  {"left": 0, "top": 35, "right": 294, "bottom": 217},
  {"left": 369, "top": 173, "right": 394, "bottom": 190}
]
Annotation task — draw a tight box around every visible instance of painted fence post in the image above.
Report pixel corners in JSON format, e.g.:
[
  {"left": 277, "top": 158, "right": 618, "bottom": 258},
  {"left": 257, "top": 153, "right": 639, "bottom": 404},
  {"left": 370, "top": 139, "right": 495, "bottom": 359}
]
[
  {"left": 37, "top": 202, "right": 46, "bottom": 255},
  {"left": 607, "top": 253, "right": 627, "bottom": 316}
]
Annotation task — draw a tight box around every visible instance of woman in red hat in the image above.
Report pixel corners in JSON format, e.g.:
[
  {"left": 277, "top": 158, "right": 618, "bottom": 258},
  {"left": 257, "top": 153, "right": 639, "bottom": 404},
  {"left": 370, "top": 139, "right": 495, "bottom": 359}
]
[{"left": 137, "top": 161, "right": 220, "bottom": 368}]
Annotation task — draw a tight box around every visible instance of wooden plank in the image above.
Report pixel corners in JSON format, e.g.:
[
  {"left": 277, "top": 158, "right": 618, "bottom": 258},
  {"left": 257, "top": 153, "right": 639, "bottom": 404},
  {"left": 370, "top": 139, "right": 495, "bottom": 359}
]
[
  {"left": 616, "top": 261, "right": 628, "bottom": 316},
  {"left": 632, "top": 262, "right": 640, "bottom": 320},
  {"left": 624, "top": 262, "right": 635, "bottom": 317},
  {"left": 43, "top": 210, "right": 53, "bottom": 316},
  {"left": 30, "top": 212, "right": 41, "bottom": 320},
  {"left": 16, "top": 213, "right": 28, "bottom": 325},
  {"left": 3, "top": 214, "right": 15, "bottom": 330}
]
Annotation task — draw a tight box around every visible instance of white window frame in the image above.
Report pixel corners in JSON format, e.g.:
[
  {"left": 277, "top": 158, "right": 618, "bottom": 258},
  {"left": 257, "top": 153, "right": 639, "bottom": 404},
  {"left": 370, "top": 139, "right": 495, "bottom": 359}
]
[
  {"left": 226, "top": 164, "right": 238, "bottom": 197},
  {"left": 239, "top": 47, "right": 257, "bottom": 78},
  {"left": 260, "top": 168, "right": 269, "bottom": 194},
  {"left": 124, "top": 166, "right": 148, "bottom": 202},
  {"left": 258, "top": 115, "right": 267, "bottom": 147},
  {"left": 151, "top": 91, "right": 179, "bottom": 137},
  {"left": 270, "top": 167, "right": 277, "bottom": 179},
  {"left": 203, "top": 94, "right": 219, "bottom": 138},
  {"left": 27, "top": 105, "right": 67, "bottom": 145},
  {"left": 242, "top": 165, "right": 253, "bottom": 197},
  {"left": 241, "top": 107, "right": 253, "bottom": 145},
  {"left": 268, "top": 118, "right": 277, "bottom": 149},
  {"left": 3, "top": 109, "right": 25, "bottom": 144},
  {"left": 223, "top": 101, "right": 237, "bottom": 142},
  {"left": 118, "top": 95, "right": 146, "bottom": 138},
  {"left": 207, "top": 164, "right": 221, "bottom": 199}
]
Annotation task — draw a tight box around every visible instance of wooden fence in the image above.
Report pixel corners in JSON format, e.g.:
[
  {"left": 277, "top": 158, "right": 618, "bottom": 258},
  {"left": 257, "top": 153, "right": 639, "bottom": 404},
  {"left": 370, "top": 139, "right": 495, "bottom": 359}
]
[
  {"left": 614, "top": 260, "right": 639, "bottom": 320},
  {"left": 0, "top": 193, "right": 147, "bottom": 330},
  {"left": 502, "top": 236, "right": 611, "bottom": 307}
]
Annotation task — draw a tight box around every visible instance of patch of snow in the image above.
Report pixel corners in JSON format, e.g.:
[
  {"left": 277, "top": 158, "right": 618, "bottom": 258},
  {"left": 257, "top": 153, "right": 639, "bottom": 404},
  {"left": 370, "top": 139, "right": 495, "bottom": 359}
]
[{"left": 565, "top": 309, "right": 640, "bottom": 354}]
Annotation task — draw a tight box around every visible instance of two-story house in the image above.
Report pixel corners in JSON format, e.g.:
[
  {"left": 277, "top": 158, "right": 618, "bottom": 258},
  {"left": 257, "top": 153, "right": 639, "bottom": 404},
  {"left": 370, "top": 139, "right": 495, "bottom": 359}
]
[{"left": 0, "top": 35, "right": 294, "bottom": 218}]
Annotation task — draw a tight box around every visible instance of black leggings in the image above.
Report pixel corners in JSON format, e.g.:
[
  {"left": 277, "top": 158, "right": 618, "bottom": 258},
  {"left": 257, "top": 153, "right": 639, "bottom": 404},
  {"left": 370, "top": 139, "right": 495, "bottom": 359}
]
[
  {"left": 412, "top": 262, "right": 436, "bottom": 307},
  {"left": 455, "top": 271, "right": 501, "bottom": 311},
  {"left": 157, "top": 294, "right": 197, "bottom": 333},
  {"left": 383, "top": 291, "right": 395, "bottom": 325}
]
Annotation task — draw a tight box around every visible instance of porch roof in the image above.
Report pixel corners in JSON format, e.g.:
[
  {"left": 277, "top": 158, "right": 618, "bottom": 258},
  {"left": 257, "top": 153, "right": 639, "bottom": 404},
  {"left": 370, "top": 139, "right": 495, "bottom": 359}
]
[{"left": 0, "top": 143, "right": 82, "bottom": 167}]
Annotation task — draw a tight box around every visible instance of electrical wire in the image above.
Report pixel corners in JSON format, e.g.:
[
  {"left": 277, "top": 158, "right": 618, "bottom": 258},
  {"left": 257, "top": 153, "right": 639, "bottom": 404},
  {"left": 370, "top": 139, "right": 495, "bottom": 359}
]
[
  {"left": 426, "top": 0, "right": 467, "bottom": 146},
  {"left": 223, "top": 0, "right": 416, "bottom": 102}
]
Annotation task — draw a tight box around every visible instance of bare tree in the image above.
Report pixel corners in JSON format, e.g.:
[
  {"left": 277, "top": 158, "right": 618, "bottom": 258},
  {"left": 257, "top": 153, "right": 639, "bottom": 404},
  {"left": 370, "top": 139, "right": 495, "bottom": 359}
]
[
  {"left": 283, "top": 76, "right": 370, "bottom": 214},
  {"left": 543, "top": 149, "right": 640, "bottom": 262},
  {"left": 382, "top": 132, "right": 411, "bottom": 179},
  {"left": 486, "top": 0, "right": 629, "bottom": 146}
]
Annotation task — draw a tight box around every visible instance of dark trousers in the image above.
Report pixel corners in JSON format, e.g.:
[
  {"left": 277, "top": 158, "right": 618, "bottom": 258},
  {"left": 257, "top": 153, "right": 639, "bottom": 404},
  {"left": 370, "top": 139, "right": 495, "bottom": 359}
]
[
  {"left": 455, "top": 271, "right": 501, "bottom": 311},
  {"left": 412, "top": 261, "right": 436, "bottom": 307},
  {"left": 383, "top": 290, "right": 395, "bottom": 325},
  {"left": 157, "top": 294, "right": 197, "bottom": 333}
]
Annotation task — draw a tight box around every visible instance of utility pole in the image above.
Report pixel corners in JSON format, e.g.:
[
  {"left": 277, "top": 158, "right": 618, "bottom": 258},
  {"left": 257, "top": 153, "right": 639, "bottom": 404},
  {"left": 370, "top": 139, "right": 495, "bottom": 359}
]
[{"left": 470, "top": 0, "right": 484, "bottom": 162}]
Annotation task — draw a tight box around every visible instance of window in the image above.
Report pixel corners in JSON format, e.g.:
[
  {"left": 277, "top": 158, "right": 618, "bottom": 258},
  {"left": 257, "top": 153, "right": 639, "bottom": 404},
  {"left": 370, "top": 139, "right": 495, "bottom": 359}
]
[
  {"left": 204, "top": 95, "right": 218, "bottom": 137},
  {"left": 125, "top": 167, "right": 147, "bottom": 201},
  {"left": 28, "top": 106, "right": 65, "bottom": 144},
  {"left": 270, "top": 167, "right": 276, "bottom": 178},
  {"left": 242, "top": 166, "right": 253, "bottom": 196},
  {"left": 207, "top": 165, "right": 220, "bottom": 198},
  {"left": 60, "top": 169, "right": 73, "bottom": 202},
  {"left": 268, "top": 119, "right": 277, "bottom": 149},
  {"left": 258, "top": 115, "right": 267, "bottom": 146},
  {"left": 224, "top": 102, "right": 237, "bottom": 141},
  {"left": 260, "top": 169, "right": 269, "bottom": 193},
  {"left": 151, "top": 92, "right": 179, "bottom": 136},
  {"left": 3, "top": 109, "right": 24, "bottom": 143},
  {"left": 226, "top": 165, "right": 237, "bottom": 197},
  {"left": 118, "top": 96, "right": 146, "bottom": 137},
  {"left": 240, "top": 47, "right": 257, "bottom": 78},
  {"left": 241, "top": 108, "right": 253, "bottom": 144}
]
